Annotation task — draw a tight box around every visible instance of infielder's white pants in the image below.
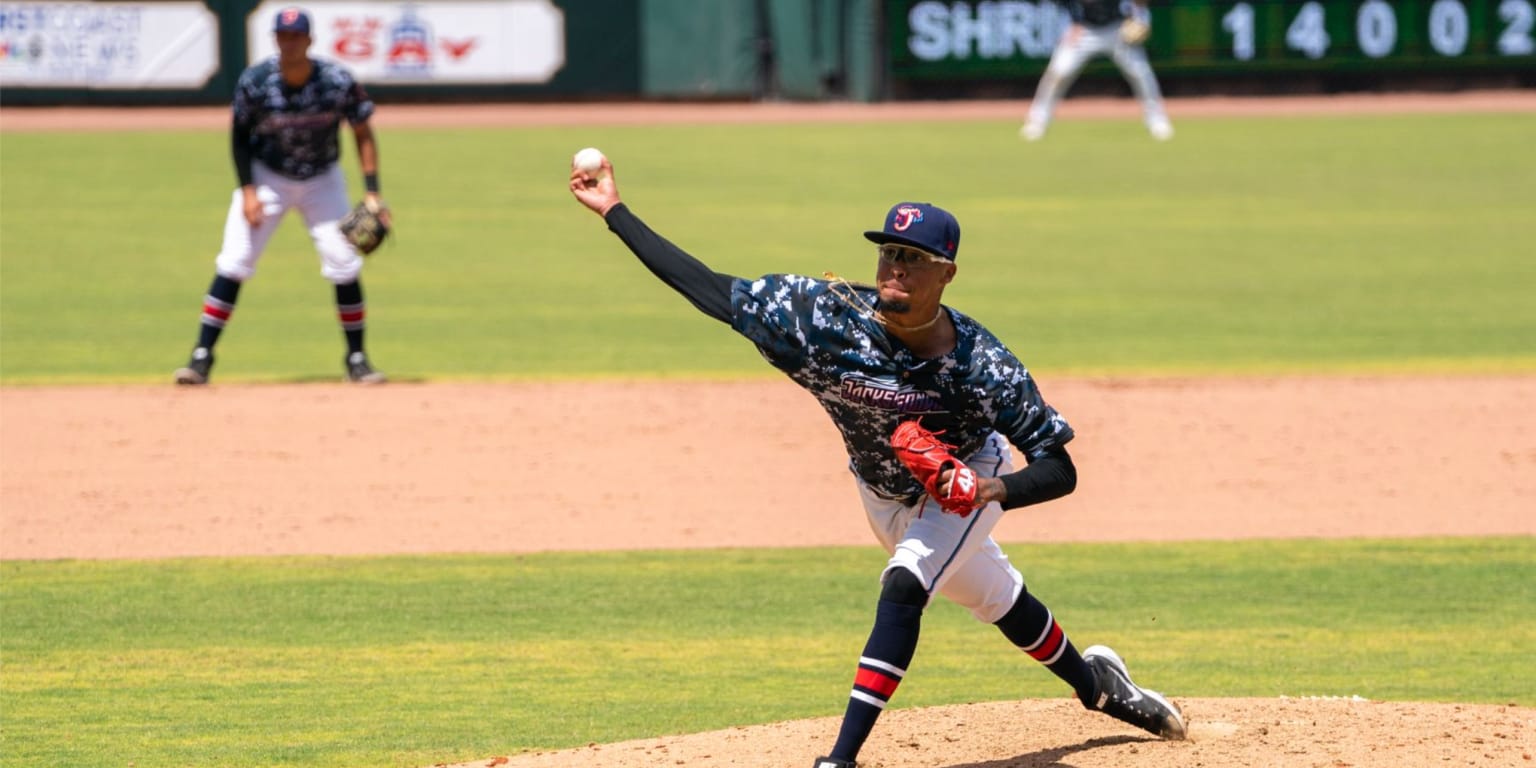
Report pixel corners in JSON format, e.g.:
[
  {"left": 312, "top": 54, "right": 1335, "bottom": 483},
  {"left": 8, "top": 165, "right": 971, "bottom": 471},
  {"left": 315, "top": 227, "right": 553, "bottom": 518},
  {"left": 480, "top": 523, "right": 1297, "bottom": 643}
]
[
  {"left": 214, "top": 162, "right": 363, "bottom": 285},
  {"left": 858, "top": 432, "right": 1024, "bottom": 625},
  {"left": 1026, "top": 23, "right": 1170, "bottom": 133}
]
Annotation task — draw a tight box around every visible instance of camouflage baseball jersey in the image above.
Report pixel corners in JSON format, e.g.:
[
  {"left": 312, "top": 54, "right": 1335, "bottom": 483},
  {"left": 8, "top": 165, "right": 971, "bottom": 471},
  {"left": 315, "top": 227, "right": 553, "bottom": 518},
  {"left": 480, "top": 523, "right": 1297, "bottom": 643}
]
[
  {"left": 233, "top": 57, "right": 374, "bottom": 180},
  {"left": 731, "top": 274, "right": 1074, "bottom": 498}
]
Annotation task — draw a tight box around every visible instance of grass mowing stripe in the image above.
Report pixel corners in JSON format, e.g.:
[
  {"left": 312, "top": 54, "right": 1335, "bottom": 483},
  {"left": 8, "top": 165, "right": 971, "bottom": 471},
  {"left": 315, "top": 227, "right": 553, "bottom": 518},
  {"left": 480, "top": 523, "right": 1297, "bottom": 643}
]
[{"left": 2, "top": 538, "right": 1531, "bottom": 767}]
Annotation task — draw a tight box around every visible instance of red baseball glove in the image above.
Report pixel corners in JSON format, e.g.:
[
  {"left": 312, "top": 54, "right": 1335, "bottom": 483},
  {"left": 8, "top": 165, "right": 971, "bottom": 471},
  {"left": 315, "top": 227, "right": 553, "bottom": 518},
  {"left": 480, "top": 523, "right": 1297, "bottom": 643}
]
[{"left": 891, "top": 421, "right": 980, "bottom": 517}]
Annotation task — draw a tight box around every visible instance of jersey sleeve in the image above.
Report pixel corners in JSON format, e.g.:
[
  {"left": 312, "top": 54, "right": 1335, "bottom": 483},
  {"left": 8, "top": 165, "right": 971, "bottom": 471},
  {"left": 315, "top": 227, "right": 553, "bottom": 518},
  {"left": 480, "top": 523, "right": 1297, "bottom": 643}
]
[
  {"left": 729, "top": 274, "right": 827, "bottom": 371},
  {"left": 341, "top": 71, "right": 375, "bottom": 125},
  {"left": 231, "top": 68, "right": 260, "bottom": 129},
  {"left": 996, "top": 371, "right": 1074, "bottom": 459},
  {"left": 967, "top": 332, "right": 1074, "bottom": 458},
  {"left": 230, "top": 68, "right": 262, "bottom": 185}
]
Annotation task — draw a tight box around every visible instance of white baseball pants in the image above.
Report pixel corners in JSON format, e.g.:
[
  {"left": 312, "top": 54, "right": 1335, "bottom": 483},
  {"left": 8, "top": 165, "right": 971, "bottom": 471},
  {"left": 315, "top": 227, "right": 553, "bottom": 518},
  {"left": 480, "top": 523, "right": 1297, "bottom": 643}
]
[
  {"left": 214, "top": 162, "right": 363, "bottom": 285},
  {"left": 1025, "top": 23, "right": 1171, "bottom": 134},
  {"left": 858, "top": 431, "right": 1025, "bottom": 625}
]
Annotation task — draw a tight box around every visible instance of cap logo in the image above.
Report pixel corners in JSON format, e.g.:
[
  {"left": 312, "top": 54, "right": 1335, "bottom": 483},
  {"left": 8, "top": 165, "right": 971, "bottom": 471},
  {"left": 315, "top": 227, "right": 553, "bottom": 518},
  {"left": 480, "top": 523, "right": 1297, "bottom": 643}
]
[
  {"left": 891, "top": 205, "right": 924, "bottom": 232},
  {"left": 281, "top": 8, "right": 301, "bottom": 23}
]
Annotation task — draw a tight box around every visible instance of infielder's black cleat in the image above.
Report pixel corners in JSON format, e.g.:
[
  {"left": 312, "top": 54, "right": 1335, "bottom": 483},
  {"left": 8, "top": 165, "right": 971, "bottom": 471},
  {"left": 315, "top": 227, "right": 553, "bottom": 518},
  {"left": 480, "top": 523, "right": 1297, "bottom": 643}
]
[
  {"left": 1081, "top": 645, "right": 1186, "bottom": 740},
  {"left": 174, "top": 347, "right": 214, "bottom": 386},
  {"left": 345, "top": 351, "right": 387, "bottom": 384},
  {"left": 812, "top": 757, "right": 856, "bottom": 768}
]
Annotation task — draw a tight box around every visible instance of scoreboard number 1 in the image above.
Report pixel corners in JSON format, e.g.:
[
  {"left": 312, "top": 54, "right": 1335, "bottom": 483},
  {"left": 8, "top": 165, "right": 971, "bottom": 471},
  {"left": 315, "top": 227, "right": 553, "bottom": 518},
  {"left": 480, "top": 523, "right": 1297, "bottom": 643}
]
[{"left": 1222, "top": 2, "right": 1258, "bottom": 59}]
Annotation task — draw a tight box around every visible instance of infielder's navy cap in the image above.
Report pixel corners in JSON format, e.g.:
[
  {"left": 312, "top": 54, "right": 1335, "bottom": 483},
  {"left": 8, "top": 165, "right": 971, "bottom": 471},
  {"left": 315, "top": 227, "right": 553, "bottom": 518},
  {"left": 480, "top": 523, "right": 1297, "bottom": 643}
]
[
  {"left": 863, "top": 202, "right": 960, "bottom": 261},
  {"left": 273, "top": 7, "right": 312, "bottom": 34}
]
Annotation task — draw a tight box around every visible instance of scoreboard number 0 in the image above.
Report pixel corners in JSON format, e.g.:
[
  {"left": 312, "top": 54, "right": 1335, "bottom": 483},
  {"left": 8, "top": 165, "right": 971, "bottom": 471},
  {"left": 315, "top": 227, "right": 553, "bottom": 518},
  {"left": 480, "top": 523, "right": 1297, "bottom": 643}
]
[
  {"left": 1357, "top": 0, "right": 1398, "bottom": 57},
  {"left": 1429, "top": 0, "right": 1471, "bottom": 55}
]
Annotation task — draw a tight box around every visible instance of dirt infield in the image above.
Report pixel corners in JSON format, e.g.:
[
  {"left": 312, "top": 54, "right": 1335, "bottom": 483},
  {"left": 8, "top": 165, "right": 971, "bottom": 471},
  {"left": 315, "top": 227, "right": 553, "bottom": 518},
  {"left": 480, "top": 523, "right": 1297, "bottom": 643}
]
[
  {"left": 3, "top": 91, "right": 1534, "bottom": 767},
  {"left": 4, "top": 376, "right": 1533, "bottom": 560}
]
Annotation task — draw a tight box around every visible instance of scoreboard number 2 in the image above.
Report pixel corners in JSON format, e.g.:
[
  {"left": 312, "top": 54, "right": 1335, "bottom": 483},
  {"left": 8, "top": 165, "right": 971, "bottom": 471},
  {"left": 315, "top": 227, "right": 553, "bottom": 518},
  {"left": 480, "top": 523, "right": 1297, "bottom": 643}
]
[{"left": 1501, "top": 0, "right": 1536, "bottom": 54}]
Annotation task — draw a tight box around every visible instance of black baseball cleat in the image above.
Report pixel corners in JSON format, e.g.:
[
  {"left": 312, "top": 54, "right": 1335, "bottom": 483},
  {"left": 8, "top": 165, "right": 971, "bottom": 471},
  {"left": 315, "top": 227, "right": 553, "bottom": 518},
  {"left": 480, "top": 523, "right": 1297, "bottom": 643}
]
[
  {"left": 344, "top": 351, "right": 387, "bottom": 384},
  {"left": 812, "top": 757, "right": 856, "bottom": 768},
  {"left": 1081, "top": 645, "right": 1187, "bottom": 740},
  {"left": 173, "top": 347, "right": 214, "bottom": 385}
]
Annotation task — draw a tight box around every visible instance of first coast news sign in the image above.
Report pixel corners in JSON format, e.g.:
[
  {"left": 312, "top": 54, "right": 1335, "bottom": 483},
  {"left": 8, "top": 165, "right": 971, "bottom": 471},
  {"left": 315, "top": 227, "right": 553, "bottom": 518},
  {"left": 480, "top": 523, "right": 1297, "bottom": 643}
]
[{"left": 0, "top": 0, "right": 566, "bottom": 89}]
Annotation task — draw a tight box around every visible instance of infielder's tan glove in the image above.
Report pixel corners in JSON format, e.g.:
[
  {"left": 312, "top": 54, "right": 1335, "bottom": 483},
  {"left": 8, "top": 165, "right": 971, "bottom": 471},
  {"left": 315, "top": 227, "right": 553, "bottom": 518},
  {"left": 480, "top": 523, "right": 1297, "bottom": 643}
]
[
  {"left": 891, "top": 421, "right": 979, "bottom": 517},
  {"left": 340, "top": 198, "right": 390, "bottom": 255},
  {"left": 1119, "top": 16, "right": 1151, "bottom": 45}
]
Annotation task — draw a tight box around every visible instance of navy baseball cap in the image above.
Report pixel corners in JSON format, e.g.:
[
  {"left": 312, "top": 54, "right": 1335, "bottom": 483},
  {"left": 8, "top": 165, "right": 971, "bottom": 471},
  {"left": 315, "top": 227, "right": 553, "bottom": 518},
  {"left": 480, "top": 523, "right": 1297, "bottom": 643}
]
[
  {"left": 273, "top": 7, "right": 311, "bottom": 34},
  {"left": 863, "top": 202, "right": 961, "bottom": 261}
]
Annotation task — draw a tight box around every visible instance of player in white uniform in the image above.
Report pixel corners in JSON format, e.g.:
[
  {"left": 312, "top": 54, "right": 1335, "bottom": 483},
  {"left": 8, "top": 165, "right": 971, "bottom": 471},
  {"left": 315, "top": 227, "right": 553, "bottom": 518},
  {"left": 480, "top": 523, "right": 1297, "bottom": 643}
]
[
  {"left": 173, "top": 6, "right": 388, "bottom": 385},
  {"left": 1022, "top": 0, "right": 1174, "bottom": 141}
]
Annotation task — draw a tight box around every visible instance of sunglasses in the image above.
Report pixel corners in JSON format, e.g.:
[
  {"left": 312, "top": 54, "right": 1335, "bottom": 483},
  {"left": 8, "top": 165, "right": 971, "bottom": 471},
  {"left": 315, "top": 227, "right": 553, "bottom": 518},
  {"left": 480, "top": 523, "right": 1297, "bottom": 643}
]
[{"left": 877, "top": 244, "right": 949, "bottom": 267}]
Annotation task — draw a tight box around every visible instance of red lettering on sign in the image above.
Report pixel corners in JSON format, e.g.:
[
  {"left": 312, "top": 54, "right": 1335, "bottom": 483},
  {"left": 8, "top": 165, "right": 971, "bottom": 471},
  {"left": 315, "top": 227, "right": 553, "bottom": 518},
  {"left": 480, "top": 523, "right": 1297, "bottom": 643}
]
[
  {"left": 332, "top": 18, "right": 381, "bottom": 60},
  {"left": 441, "top": 38, "right": 476, "bottom": 60},
  {"left": 389, "top": 37, "right": 431, "bottom": 67}
]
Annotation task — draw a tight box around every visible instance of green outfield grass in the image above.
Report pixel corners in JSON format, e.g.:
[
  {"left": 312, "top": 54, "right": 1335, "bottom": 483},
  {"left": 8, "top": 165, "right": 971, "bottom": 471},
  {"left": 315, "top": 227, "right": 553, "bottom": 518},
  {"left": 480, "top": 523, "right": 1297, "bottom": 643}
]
[
  {"left": 2, "top": 112, "right": 1533, "bottom": 383},
  {"left": 2, "top": 538, "right": 1532, "bottom": 768}
]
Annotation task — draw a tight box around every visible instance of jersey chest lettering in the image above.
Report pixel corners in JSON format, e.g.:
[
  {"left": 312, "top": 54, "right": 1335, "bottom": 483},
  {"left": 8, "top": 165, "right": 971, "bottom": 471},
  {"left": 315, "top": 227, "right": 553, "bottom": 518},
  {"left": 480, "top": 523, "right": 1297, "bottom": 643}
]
[{"left": 836, "top": 372, "right": 944, "bottom": 415}]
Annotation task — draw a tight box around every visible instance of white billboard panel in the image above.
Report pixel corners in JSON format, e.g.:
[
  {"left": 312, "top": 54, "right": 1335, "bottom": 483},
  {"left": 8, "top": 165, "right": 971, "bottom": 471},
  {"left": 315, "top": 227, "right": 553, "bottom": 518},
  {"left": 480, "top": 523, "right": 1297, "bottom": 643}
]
[
  {"left": 246, "top": 1, "right": 565, "bottom": 84},
  {"left": 0, "top": 2, "right": 218, "bottom": 88}
]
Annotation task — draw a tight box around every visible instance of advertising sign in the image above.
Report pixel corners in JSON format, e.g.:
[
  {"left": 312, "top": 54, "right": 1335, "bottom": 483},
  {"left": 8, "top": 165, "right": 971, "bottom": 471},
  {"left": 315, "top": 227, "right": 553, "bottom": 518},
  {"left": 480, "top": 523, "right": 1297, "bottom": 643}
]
[
  {"left": 0, "top": 1, "right": 218, "bottom": 88},
  {"left": 246, "top": 1, "right": 565, "bottom": 84}
]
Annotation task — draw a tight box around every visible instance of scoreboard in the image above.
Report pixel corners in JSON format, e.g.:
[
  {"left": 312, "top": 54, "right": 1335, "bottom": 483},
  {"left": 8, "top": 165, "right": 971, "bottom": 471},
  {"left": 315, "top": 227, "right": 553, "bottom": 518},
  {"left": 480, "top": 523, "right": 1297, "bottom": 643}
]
[{"left": 887, "top": 0, "right": 1536, "bottom": 78}]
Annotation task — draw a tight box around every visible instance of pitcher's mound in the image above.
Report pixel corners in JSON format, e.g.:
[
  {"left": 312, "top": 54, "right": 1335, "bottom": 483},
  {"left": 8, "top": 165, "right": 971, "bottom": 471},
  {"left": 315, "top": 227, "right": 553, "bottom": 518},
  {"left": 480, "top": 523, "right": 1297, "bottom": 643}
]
[{"left": 430, "top": 697, "right": 1532, "bottom": 768}]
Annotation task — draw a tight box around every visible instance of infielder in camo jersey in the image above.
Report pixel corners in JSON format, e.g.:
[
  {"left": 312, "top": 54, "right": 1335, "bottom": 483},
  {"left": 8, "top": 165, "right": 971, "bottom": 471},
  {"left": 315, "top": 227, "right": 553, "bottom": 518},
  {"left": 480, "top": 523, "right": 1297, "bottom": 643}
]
[
  {"left": 174, "top": 6, "right": 388, "bottom": 385},
  {"left": 1021, "top": 0, "right": 1173, "bottom": 141},
  {"left": 569, "top": 157, "right": 1185, "bottom": 768}
]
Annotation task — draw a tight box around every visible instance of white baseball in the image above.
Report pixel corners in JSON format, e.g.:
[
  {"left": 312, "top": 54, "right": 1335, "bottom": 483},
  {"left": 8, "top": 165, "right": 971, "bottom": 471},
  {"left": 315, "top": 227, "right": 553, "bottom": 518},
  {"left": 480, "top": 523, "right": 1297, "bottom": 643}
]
[{"left": 572, "top": 147, "right": 606, "bottom": 176}]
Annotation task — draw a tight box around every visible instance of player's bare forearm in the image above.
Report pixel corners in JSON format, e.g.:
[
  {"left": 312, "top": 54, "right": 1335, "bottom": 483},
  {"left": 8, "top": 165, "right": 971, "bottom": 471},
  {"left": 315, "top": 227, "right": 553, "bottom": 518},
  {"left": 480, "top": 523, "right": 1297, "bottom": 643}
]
[
  {"left": 353, "top": 122, "right": 380, "bottom": 177},
  {"left": 241, "top": 185, "right": 263, "bottom": 227},
  {"left": 350, "top": 122, "right": 389, "bottom": 224},
  {"left": 977, "top": 476, "right": 1008, "bottom": 506}
]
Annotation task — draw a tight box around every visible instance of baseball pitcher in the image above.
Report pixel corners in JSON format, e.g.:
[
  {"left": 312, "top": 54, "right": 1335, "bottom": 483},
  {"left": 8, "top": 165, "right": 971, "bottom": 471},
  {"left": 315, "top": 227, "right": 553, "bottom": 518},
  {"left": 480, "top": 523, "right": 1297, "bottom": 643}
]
[{"left": 569, "top": 157, "right": 1186, "bottom": 767}]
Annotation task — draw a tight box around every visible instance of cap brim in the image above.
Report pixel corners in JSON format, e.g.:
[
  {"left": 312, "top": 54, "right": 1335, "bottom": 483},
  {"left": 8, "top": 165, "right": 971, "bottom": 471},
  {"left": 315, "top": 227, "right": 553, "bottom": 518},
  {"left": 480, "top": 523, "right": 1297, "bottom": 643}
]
[{"left": 863, "top": 231, "right": 953, "bottom": 261}]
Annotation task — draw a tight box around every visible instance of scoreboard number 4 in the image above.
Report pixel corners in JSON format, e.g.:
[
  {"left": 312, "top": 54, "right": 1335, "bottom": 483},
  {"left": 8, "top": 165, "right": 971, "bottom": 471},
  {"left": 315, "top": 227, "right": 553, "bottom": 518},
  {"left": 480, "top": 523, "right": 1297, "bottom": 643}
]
[{"left": 1221, "top": 0, "right": 1535, "bottom": 60}]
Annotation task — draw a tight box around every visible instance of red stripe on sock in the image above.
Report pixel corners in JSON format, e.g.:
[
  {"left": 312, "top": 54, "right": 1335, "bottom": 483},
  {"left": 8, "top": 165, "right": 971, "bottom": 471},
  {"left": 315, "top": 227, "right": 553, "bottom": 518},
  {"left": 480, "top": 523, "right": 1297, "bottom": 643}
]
[
  {"left": 1027, "top": 621, "right": 1064, "bottom": 662},
  {"left": 203, "top": 303, "right": 232, "bottom": 321},
  {"left": 338, "top": 309, "right": 365, "bottom": 323},
  {"left": 854, "top": 667, "right": 901, "bottom": 698}
]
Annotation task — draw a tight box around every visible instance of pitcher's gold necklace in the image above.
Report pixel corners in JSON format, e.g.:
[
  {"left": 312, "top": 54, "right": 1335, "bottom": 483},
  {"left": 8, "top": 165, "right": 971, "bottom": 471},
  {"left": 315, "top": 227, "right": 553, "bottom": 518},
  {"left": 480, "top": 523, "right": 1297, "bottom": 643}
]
[{"left": 824, "top": 272, "right": 943, "bottom": 332}]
